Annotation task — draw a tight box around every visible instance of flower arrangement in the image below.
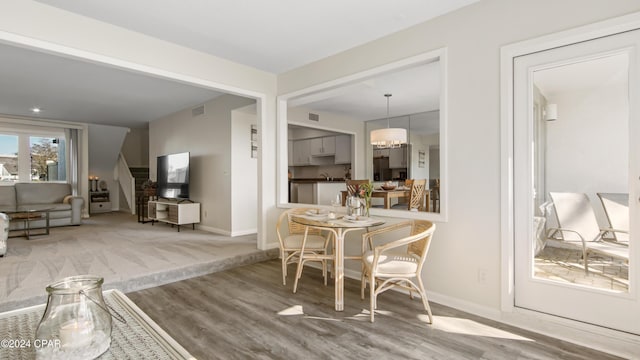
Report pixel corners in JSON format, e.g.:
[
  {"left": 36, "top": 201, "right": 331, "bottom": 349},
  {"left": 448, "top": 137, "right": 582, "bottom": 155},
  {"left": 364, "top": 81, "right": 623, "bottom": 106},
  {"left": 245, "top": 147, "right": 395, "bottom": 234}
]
[{"left": 356, "top": 183, "right": 373, "bottom": 199}]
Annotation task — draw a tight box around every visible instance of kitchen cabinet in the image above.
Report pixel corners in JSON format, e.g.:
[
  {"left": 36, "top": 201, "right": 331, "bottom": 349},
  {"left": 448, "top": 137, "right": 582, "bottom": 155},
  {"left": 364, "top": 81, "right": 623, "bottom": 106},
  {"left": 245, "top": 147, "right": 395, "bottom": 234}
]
[
  {"left": 291, "top": 181, "right": 345, "bottom": 205},
  {"left": 288, "top": 140, "right": 293, "bottom": 165},
  {"left": 373, "top": 149, "right": 390, "bottom": 158},
  {"left": 334, "top": 135, "right": 351, "bottom": 164},
  {"left": 310, "top": 136, "right": 335, "bottom": 156},
  {"left": 292, "top": 139, "right": 311, "bottom": 165},
  {"left": 389, "top": 147, "right": 407, "bottom": 168},
  {"left": 297, "top": 183, "right": 316, "bottom": 204}
]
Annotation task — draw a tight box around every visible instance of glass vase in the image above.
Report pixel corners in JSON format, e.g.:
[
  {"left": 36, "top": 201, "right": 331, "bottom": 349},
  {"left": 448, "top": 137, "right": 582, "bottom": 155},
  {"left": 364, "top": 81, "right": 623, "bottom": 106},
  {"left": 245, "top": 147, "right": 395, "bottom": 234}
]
[
  {"left": 347, "top": 196, "right": 362, "bottom": 216},
  {"left": 361, "top": 198, "right": 370, "bottom": 217},
  {"left": 35, "top": 276, "right": 112, "bottom": 360},
  {"left": 365, "top": 198, "right": 371, "bottom": 217}
]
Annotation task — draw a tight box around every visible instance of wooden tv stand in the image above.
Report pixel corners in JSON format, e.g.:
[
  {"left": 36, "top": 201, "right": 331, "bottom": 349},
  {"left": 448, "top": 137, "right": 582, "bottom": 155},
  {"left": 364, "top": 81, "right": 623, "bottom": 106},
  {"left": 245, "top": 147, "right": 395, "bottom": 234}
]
[{"left": 148, "top": 199, "right": 200, "bottom": 231}]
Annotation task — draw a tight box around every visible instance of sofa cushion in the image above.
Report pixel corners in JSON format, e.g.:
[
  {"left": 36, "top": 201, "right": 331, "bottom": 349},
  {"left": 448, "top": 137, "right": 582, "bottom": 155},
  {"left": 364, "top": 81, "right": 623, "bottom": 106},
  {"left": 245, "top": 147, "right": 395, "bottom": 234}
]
[
  {"left": 15, "top": 183, "right": 71, "bottom": 205},
  {"left": 16, "top": 203, "right": 71, "bottom": 212},
  {"left": 0, "top": 186, "right": 16, "bottom": 209}
]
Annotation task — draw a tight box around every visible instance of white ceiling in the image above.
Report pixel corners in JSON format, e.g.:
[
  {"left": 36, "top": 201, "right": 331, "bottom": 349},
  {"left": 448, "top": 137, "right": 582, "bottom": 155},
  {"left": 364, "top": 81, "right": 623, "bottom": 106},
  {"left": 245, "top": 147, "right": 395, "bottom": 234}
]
[
  {"left": 36, "top": 0, "right": 479, "bottom": 73},
  {"left": 0, "top": 1, "right": 478, "bottom": 128},
  {"left": 534, "top": 53, "right": 628, "bottom": 99},
  {"left": 292, "top": 61, "right": 441, "bottom": 121},
  {"left": 0, "top": 43, "right": 223, "bottom": 128}
]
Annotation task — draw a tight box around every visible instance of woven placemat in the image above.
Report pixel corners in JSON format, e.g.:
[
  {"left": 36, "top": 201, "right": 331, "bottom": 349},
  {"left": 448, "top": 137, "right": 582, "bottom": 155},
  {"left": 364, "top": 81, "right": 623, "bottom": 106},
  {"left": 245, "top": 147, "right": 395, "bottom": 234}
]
[{"left": 0, "top": 291, "right": 191, "bottom": 360}]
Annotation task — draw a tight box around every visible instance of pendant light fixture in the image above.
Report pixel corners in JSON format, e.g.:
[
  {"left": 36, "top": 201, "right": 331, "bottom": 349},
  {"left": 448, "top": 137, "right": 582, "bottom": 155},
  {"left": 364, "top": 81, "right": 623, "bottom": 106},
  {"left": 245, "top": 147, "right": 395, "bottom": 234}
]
[{"left": 370, "top": 93, "right": 407, "bottom": 149}]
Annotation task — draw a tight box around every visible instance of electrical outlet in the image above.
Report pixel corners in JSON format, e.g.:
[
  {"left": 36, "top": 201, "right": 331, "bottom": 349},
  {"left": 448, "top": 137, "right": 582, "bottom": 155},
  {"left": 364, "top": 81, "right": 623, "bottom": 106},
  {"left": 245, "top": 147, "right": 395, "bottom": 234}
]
[{"left": 477, "top": 269, "right": 487, "bottom": 284}]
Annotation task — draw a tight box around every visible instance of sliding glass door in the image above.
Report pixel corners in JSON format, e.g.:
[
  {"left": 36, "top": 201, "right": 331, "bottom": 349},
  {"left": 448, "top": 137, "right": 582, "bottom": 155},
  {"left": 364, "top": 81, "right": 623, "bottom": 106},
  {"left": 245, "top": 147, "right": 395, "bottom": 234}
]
[{"left": 513, "top": 29, "right": 639, "bottom": 334}]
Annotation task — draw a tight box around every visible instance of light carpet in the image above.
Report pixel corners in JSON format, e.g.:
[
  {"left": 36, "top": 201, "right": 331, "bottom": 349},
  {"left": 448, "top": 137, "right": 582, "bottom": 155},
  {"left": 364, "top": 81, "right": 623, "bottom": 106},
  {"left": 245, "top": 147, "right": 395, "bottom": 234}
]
[{"left": 0, "top": 212, "right": 277, "bottom": 312}]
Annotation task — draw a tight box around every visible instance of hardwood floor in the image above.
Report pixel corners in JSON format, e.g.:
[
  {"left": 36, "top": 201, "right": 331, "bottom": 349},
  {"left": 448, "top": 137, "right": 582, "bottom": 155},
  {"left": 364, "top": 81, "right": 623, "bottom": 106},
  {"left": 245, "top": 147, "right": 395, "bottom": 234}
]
[{"left": 127, "top": 260, "right": 622, "bottom": 360}]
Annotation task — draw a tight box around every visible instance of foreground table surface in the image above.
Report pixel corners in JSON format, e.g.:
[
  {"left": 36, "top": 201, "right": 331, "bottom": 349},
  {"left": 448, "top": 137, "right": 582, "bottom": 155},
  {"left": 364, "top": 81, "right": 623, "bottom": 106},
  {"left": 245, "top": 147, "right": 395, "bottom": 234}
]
[
  {"left": 292, "top": 214, "right": 384, "bottom": 311},
  {"left": 0, "top": 289, "right": 195, "bottom": 360}
]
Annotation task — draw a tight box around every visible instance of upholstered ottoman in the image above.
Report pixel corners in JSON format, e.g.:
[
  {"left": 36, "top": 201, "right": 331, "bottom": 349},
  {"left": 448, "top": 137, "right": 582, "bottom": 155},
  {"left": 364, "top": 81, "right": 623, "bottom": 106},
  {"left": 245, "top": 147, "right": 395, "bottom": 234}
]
[{"left": 0, "top": 212, "right": 8, "bottom": 257}]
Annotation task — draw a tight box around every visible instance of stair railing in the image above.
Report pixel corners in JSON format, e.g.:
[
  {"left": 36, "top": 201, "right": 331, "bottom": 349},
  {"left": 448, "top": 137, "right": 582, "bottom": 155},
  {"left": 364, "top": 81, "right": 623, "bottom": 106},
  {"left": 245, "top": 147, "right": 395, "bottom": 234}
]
[{"left": 115, "top": 153, "right": 136, "bottom": 214}]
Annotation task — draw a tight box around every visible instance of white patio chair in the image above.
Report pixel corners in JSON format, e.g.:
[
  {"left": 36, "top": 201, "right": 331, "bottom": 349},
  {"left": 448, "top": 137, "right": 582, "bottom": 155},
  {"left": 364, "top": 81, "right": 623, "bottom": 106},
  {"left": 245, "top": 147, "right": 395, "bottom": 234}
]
[
  {"left": 597, "top": 193, "right": 629, "bottom": 243},
  {"left": 547, "top": 192, "right": 628, "bottom": 274}
]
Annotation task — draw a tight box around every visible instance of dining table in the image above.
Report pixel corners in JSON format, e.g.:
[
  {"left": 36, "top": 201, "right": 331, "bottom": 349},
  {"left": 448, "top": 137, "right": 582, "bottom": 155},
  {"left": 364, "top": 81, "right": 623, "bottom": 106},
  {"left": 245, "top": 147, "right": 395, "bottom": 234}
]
[
  {"left": 341, "top": 188, "right": 430, "bottom": 210},
  {"left": 291, "top": 213, "right": 385, "bottom": 311}
]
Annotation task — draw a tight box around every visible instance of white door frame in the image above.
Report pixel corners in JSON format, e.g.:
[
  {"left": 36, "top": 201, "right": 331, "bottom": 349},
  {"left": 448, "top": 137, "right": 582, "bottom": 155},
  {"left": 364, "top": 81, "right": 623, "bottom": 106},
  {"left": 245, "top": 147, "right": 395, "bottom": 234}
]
[{"left": 500, "top": 12, "right": 640, "bottom": 357}]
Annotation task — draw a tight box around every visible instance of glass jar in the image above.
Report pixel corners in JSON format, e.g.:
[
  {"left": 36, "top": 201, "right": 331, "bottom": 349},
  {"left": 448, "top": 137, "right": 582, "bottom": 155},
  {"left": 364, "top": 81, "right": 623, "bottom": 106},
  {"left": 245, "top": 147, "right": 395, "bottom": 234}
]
[
  {"left": 347, "top": 196, "right": 362, "bottom": 216},
  {"left": 35, "top": 275, "right": 112, "bottom": 360}
]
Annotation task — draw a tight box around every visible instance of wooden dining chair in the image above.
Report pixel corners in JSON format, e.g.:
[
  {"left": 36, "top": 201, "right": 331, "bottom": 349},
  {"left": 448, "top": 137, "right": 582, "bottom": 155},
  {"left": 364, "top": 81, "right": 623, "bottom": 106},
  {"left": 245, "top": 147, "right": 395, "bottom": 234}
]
[
  {"left": 346, "top": 179, "right": 374, "bottom": 207},
  {"left": 276, "top": 208, "right": 332, "bottom": 287},
  {"left": 346, "top": 179, "right": 370, "bottom": 197},
  {"left": 392, "top": 179, "right": 426, "bottom": 211},
  {"left": 361, "top": 220, "right": 436, "bottom": 323}
]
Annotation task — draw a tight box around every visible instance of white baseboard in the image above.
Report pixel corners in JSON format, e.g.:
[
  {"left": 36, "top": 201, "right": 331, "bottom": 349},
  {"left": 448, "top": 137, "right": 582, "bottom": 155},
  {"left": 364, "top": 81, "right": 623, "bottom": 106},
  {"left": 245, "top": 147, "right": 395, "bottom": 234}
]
[
  {"left": 427, "top": 290, "right": 502, "bottom": 320},
  {"left": 191, "top": 225, "right": 257, "bottom": 237},
  {"left": 230, "top": 228, "right": 258, "bottom": 237},
  {"left": 500, "top": 308, "right": 640, "bottom": 358},
  {"left": 196, "top": 224, "right": 231, "bottom": 236}
]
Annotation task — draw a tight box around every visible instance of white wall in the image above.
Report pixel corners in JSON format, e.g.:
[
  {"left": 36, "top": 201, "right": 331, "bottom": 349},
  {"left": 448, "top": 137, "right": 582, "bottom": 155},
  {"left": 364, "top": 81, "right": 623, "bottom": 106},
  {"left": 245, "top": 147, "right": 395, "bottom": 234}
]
[
  {"left": 409, "top": 134, "right": 430, "bottom": 180},
  {"left": 231, "top": 105, "right": 258, "bottom": 235},
  {"left": 277, "top": 0, "right": 640, "bottom": 312},
  {"left": 288, "top": 127, "right": 339, "bottom": 140},
  {"left": 121, "top": 128, "right": 149, "bottom": 167},
  {"left": 150, "top": 94, "right": 255, "bottom": 235},
  {"left": 421, "top": 133, "right": 440, "bottom": 180},
  {"left": 293, "top": 165, "right": 349, "bottom": 180},
  {"left": 545, "top": 83, "right": 628, "bottom": 227},
  {"left": 88, "top": 124, "right": 129, "bottom": 211},
  {"left": 0, "top": 2, "right": 275, "bottom": 93},
  {"left": 429, "top": 147, "right": 440, "bottom": 179}
]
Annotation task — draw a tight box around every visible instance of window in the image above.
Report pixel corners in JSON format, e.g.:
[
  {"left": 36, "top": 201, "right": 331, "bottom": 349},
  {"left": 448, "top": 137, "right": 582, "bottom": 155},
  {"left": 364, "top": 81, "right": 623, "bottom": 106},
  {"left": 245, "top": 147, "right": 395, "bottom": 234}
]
[
  {"left": 0, "top": 131, "right": 67, "bottom": 183},
  {"left": 0, "top": 134, "right": 18, "bottom": 182},
  {"left": 30, "top": 136, "right": 66, "bottom": 181},
  {"left": 277, "top": 49, "right": 447, "bottom": 221}
]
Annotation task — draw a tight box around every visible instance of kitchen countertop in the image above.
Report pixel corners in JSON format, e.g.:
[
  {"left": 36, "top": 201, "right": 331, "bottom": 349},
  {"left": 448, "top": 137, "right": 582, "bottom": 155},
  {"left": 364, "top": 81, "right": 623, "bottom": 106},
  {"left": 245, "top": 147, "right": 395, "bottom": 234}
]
[{"left": 289, "top": 178, "right": 347, "bottom": 183}]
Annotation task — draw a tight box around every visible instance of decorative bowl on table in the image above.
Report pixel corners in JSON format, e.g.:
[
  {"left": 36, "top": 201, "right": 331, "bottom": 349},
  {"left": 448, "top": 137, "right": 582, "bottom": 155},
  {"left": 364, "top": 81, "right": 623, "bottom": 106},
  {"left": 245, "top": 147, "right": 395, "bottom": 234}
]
[{"left": 381, "top": 184, "right": 396, "bottom": 191}]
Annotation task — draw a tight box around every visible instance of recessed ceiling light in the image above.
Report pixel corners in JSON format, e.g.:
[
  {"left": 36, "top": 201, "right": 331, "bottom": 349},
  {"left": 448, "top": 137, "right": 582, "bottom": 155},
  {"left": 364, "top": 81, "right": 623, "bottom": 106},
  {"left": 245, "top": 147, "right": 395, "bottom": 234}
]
[{"left": 31, "top": 107, "right": 41, "bottom": 113}]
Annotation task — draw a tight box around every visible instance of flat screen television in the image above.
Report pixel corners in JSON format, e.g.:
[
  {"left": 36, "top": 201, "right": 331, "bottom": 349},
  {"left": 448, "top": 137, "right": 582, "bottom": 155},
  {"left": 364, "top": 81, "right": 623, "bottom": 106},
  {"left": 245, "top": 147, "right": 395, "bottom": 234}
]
[{"left": 156, "top": 152, "right": 190, "bottom": 200}]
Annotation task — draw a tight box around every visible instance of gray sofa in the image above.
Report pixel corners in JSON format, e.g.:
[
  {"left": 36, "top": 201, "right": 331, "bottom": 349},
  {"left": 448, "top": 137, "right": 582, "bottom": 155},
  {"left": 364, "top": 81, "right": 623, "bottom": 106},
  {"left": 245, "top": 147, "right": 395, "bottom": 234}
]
[{"left": 0, "top": 183, "right": 84, "bottom": 230}]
